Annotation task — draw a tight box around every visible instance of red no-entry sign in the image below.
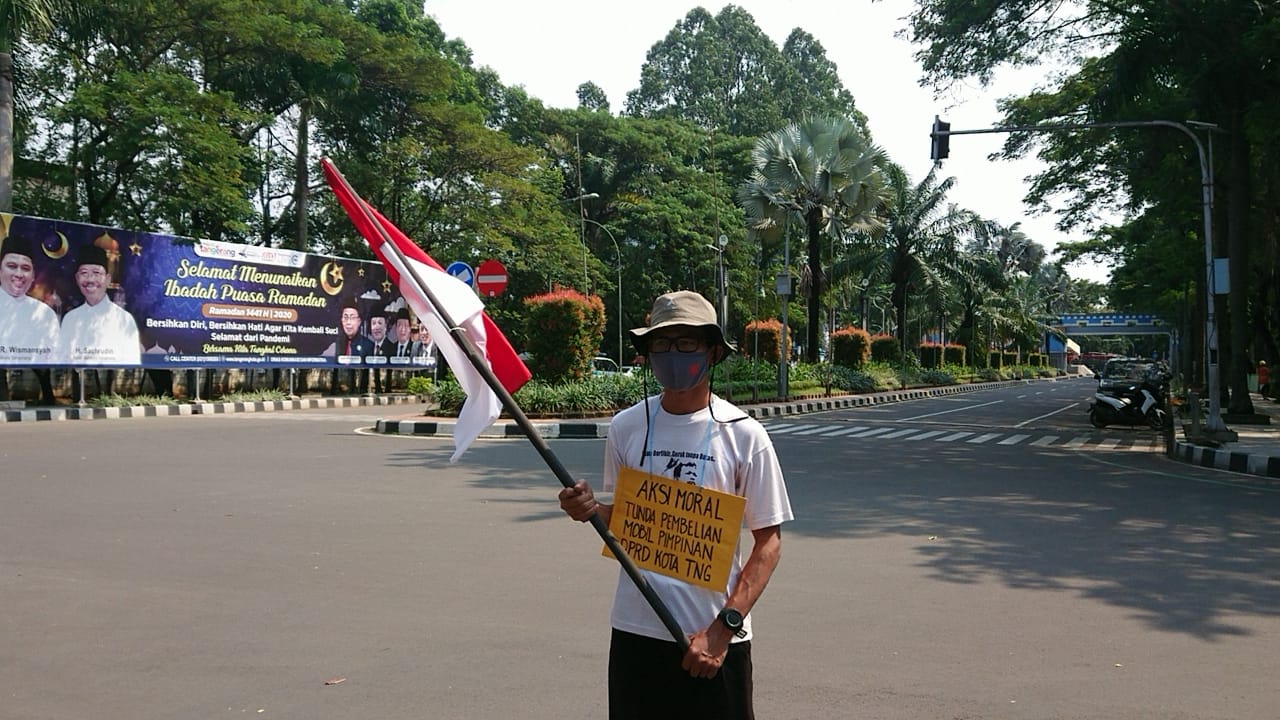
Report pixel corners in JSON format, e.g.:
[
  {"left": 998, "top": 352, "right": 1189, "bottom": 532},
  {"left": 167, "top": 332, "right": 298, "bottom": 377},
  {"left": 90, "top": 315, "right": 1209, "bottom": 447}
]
[{"left": 475, "top": 259, "right": 508, "bottom": 297}]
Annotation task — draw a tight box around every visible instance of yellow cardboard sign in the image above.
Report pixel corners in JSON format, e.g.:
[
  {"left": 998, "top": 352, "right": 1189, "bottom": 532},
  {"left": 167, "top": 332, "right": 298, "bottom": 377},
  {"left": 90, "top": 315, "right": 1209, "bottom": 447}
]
[{"left": 602, "top": 466, "right": 745, "bottom": 591}]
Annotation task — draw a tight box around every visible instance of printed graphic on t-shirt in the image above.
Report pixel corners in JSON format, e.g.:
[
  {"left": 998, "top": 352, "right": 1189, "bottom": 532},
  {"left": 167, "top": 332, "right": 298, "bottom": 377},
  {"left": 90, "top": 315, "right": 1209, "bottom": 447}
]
[{"left": 645, "top": 448, "right": 716, "bottom": 485}]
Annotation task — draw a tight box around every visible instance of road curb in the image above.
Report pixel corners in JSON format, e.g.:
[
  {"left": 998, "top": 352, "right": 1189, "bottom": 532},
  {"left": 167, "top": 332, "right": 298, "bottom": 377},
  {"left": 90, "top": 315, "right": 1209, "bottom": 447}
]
[
  {"left": 1171, "top": 439, "right": 1280, "bottom": 480},
  {"left": 1, "top": 394, "right": 422, "bottom": 423}
]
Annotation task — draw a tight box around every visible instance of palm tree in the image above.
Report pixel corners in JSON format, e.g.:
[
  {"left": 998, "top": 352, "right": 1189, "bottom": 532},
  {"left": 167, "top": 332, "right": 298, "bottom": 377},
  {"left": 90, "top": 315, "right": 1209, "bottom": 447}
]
[
  {"left": 853, "top": 163, "right": 987, "bottom": 354},
  {"left": 0, "top": 0, "right": 65, "bottom": 213},
  {"left": 0, "top": 0, "right": 65, "bottom": 402},
  {"left": 739, "top": 116, "right": 887, "bottom": 362},
  {"left": 950, "top": 221, "right": 1050, "bottom": 365},
  {"left": 989, "top": 267, "right": 1068, "bottom": 360}
]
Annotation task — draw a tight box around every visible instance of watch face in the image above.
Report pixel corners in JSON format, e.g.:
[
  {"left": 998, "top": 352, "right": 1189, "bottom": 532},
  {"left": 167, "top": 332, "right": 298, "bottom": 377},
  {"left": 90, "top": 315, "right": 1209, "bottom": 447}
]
[{"left": 721, "top": 608, "right": 743, "bottom": 629}]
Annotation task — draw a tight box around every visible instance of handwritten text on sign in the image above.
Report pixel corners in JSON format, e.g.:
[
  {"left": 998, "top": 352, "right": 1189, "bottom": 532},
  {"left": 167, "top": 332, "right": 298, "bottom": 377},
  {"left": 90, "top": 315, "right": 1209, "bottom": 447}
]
[{"left": 603, "top": 466, "right": 745, "bottom": 591}]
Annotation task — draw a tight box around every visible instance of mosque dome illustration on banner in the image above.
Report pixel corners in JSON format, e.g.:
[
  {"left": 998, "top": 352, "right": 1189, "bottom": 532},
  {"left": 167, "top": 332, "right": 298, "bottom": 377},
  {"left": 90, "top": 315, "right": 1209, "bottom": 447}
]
[{"left": 94, "top": 231, "right": 122, "bottom": 288}]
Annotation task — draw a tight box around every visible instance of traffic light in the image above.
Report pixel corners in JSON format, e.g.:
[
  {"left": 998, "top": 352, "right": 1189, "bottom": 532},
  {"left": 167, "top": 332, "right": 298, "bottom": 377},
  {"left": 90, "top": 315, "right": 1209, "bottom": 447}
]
[{"left": 930, "top": 116, "right": 951, "bottom": 161}]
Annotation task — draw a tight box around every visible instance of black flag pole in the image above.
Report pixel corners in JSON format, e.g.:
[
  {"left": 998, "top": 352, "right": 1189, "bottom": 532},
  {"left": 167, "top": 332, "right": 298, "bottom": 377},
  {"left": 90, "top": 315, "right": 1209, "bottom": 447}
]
[{"left": 322, "top": 159, "right": 690, "bottom": 652}]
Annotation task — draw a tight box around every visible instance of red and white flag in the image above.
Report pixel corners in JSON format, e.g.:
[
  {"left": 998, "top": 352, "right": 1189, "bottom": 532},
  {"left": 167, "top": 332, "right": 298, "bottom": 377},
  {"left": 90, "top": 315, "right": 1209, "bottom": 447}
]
[{"left": 321, "top": 158, "right": 531, "bottom": 461}]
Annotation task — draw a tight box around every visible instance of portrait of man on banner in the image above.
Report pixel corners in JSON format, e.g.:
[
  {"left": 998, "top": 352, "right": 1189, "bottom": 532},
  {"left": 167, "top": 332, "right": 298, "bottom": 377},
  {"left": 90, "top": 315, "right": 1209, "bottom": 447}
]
[
  {"left": 55, "top": 244, "right": 141, "bottom": 366},
  {"left": 0, "top": 234, "right": 60, "bottom": 364}
]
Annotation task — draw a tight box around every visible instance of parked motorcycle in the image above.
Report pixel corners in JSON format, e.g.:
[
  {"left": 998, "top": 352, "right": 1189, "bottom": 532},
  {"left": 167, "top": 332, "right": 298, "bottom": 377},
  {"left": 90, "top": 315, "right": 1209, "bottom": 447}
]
[{"left": 1089, "top": 367, "right": 1171, "bottom": 430}]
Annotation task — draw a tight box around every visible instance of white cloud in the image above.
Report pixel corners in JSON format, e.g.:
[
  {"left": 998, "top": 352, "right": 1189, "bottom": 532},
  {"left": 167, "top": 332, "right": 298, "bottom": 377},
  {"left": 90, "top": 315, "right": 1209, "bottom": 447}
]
[{"left": 426, "top": 0, "right": 1111, "bottom": 282}]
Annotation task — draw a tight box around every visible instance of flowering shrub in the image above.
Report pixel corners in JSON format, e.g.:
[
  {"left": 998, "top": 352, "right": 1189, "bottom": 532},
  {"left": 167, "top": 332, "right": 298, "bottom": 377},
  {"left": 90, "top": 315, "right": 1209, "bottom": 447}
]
[{"left": 523, "top": 288, "right": 605, "bottom": 382}]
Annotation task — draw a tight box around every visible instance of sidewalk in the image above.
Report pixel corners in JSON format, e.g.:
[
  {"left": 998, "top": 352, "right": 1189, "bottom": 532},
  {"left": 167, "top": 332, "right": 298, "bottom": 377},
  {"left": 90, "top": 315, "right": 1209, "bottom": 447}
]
[{"left": 1172, "top": 393, "right": 1280, "bottom": 480}]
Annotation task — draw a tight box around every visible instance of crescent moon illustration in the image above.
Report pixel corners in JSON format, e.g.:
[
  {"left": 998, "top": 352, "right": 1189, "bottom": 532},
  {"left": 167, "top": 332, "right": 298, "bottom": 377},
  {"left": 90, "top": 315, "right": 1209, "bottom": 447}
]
[
  {"left": 43, "top": 231, "right": 69, "bottom": 260},
  {"left": 319, "top": 261, "right": 345, "bottom": 295}
]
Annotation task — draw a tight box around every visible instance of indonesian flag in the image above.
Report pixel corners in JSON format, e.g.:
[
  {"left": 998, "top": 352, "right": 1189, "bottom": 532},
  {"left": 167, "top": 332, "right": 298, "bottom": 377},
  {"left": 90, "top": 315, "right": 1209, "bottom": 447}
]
[{"left": 321, "top": 158, "right": 531, "bottom": 461}]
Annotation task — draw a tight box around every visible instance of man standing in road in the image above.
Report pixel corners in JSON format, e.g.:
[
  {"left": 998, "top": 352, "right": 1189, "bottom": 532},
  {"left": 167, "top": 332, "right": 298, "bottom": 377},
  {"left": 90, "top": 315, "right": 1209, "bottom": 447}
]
[{"left": 558, "top": 290, "right": 793, "bottom": 720}]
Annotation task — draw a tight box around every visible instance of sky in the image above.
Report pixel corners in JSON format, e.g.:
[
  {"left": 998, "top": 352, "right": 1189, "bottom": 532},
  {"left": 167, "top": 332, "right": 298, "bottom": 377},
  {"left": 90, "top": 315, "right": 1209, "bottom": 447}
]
[{"left": 425, "top": 0, "right": 1112, "bottom": 283}]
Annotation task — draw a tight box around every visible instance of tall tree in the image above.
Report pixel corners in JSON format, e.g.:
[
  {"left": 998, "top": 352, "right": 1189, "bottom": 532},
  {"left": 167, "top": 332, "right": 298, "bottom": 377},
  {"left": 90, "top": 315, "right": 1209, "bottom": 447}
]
[
  {"left": 576, "top": 82, "right": 609, "bottom": 113},
  {"left": 0, "top": 0, "right": 67, "bottom": 402},
  {"left": 0, "top": 0, "right": 67, "bottom": 214},
  {"left": 739, "top": 116, "right": 888, "bottom": 362},
  {"left": 625, "top": 6, "right": 864, "bottom": 140},
  {"left": 533, "top": 109, "right": 745, "bottom": 361},
  {"left": 778, "top": 29, "right": 867, "bottom": 134},
  {"left": 626, "top": 6, "right": 787, "bottom": 136}
]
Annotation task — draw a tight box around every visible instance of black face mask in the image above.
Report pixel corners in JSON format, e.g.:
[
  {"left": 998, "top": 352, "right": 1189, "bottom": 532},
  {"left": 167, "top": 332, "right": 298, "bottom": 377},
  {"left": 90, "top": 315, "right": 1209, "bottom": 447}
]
[{"left": 648, "top": 349, "right": 710, "bottom": 390}]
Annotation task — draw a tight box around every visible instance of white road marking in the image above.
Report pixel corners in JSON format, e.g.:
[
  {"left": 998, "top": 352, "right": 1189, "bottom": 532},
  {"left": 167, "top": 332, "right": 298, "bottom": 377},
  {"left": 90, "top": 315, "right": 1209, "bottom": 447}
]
[
  {"left": 878, "top": 427, "right": 923, "bottom": 439},
  {"left": 966, "top": 432, "right": 1002, "bottom": 444},
  {"left": 1014, "top": 403, "right": 1081, "bottom": 428},
  {"left": 792, "top": 425, "right": 837, "bottom": 435},
  {"left": 847, "top": 427, "right": 894, "bottom": 438},
  {"left": 767, "top": 424, "right": 818, "bottom": 434},
  {"left": 902, "top": 430, "right": 947, "bottom": 441},
  {"left": 819, "top": 426, "right": 867, "bottom": 437},
  {"left": 899, "top": 399, "right": 1004, "bottom": 421},
  {"left": 998, "top": 434, "right": 1031, "bottom": 445}
]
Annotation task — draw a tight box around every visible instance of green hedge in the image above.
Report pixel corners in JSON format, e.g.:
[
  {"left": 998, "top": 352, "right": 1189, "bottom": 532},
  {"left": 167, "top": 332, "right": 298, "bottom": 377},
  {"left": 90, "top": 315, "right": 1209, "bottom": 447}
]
[
  {"left": 870, "top": 335, "right": 902, "bottom": 363},
  {"left": 831, "top": 326, "right": 871, "bottom": 368},
  {"left": 744, "top": 319, "right": 786, "bottom": 364}
]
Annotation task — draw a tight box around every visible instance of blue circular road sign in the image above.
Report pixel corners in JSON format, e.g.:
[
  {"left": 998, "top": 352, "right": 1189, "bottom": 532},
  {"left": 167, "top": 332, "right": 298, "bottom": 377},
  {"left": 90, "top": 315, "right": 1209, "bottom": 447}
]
[{"left": 445, "top": 261, "right": 474, "bottom": 287}]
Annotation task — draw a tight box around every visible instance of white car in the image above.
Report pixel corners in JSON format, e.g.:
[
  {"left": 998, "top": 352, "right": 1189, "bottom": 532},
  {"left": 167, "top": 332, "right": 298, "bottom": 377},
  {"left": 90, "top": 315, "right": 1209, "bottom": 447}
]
[{"left": 592, "top": 356, "right": 621, "bottom": 376}]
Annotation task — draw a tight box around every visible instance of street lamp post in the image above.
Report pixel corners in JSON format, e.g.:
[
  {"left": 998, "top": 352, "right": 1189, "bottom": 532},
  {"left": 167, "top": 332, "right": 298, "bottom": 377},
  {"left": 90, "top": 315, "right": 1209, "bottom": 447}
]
[
  {"left": 778, "top": 218, "right": 791, "bottom": 399},
  {"left": 563, "top": 192, "right": 599, "bottom": 292},
  {"left": 705, "top": 234, "right": 729, "bottom": 338},
  {"left": 705, "top": 234, "right": 731, "bottom": 401},
  {"left": 859, "top": 277, "right": 870, "bottom": 332},
  {"left": 580, "top": 217, "right": 624, "bottom": 370}
]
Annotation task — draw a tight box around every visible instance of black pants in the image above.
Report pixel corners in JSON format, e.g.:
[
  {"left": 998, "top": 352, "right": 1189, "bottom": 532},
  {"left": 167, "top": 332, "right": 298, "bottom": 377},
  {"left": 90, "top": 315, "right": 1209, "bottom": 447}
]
[{"left": 608, "top": 629, "right": 754, "bottom": 720}]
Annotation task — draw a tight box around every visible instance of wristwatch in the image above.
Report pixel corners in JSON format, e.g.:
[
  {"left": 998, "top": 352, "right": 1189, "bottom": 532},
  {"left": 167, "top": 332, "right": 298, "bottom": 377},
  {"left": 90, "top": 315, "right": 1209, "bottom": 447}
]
[{"left": 717, "top": 607, "right": 747, "bottom": 638}]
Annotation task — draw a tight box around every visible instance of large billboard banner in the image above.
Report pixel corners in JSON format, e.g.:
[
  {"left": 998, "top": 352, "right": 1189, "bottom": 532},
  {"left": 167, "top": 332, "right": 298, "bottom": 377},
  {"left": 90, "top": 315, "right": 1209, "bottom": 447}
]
[{"left": 0, "top": 213, "right": 429, "bottom": 369}]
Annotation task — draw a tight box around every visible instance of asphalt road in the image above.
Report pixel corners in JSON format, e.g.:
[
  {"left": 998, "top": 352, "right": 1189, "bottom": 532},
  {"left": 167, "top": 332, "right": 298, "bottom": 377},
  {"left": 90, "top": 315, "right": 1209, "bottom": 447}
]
[{"left": 3, "top": 380, "right": 1278, "bottom": 719}]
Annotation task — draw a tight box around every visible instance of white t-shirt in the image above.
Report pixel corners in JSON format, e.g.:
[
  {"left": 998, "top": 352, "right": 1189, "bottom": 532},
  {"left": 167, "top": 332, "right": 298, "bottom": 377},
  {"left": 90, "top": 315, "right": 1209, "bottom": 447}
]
[
  {"left": 56, "top": 299, "right": 141, "bottom": 365},
  {"left": 0, "top": 291, "right": 60, "bottom": 364},
  {"left": 603, "top": 394, "right": 793, "bottom": 642}
]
